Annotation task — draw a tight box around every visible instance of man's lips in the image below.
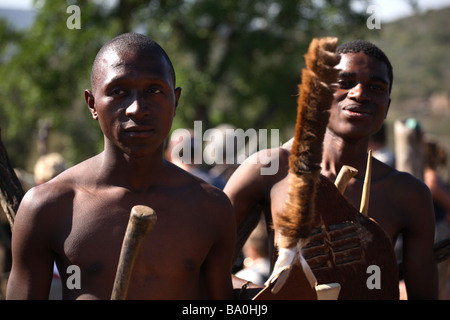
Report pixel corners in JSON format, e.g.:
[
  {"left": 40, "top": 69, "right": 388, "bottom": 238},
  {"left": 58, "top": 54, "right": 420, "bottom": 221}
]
[
  {"left": 342, "top": 105, "right": 373, "bottom": 118},
  {"left": 123, "top": 126, "right": 155, "bottom": 137}
]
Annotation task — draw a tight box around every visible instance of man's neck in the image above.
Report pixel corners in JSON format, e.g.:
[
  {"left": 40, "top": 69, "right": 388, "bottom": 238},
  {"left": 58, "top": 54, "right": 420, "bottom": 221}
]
[
  {"left": 321, "top": 129, "right": 370, "bottom": 180},
  {"left": 97, "top": 143, "right": 168, "bottom": 192}
]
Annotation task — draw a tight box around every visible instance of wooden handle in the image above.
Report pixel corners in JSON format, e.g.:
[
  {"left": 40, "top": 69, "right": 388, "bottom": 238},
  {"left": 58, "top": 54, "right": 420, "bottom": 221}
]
[
  {"left": 360, "top": 150, "right": 372, "bottom": 216},
  {"left": 111, "top": 205, "right": 157, "bottom": 300},
  {"left": 334, "top": 165, "right": 358, "bottom": 194}
]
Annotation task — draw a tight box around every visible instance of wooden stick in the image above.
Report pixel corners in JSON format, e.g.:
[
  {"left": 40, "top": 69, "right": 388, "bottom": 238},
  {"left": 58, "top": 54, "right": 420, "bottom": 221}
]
[
  {"left": 111, "top": 205, "right": 157, "bottom": 300},
  {"left": 360, "top": 150, "right": 372, "bottom": 216},
  {"left": 335, "top": 165, "right": 358, "bottom": 194}
]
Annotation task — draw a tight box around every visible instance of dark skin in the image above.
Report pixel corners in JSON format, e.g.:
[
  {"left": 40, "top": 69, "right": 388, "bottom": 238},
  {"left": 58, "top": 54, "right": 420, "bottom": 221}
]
[
  {"left": 7, "top": 43, "right": 235, "bottom": 300},
  {"left": 225, "top": 52, "right": 438, "bottom": 299}
]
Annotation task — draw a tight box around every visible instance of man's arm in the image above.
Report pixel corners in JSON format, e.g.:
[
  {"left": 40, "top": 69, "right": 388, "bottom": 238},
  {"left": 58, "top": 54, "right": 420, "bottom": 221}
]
[
  {"left": 202, "top": 194, "right": 236, "bottom": 299},
  {"left": 400, "top": 179, "right": 438, "bottom": 299},
  {"left": 224, "top": 149, "right": 286, "bottom": 260},
  {"left": 225, "top": 148, "right": 287, "bottom": 226},
  {"left": 224, "top": 153, "right": 269, "bottom": 227},
  {"left": 6, "top": 187, "right": 57, "bottom": 299}
]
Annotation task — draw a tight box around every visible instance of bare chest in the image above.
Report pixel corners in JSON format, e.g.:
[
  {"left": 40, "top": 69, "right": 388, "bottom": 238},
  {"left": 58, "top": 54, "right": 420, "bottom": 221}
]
[
  {"left": 343, "top": 179, "right": 403, "bottom": 242},
  {"left": 54, "top": 187, "right": 214, "bottom": 298}
]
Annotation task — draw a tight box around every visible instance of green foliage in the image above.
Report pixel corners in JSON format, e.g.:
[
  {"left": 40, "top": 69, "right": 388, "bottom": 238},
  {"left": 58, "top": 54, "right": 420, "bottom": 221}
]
[
  {"left": 0, "top": 1, "right": 122, "bottom": 169},
  {"left": 363, "top": 7, "right": 450, "bottom": 181},
  {"left": 0, "top": 0, "right": 367, "bottom": 171},
  {"left": 365, "top": 7, "right": 450, "bottom": 102}
]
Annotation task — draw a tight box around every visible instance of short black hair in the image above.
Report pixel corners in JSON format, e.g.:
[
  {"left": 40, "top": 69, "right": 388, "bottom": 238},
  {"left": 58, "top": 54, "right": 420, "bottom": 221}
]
[
  {"left": 337, "top": 40, "right": 393, "bottom": 93},
  {"left": 90, "top": 33, "right": 176, "bottom": 91}
]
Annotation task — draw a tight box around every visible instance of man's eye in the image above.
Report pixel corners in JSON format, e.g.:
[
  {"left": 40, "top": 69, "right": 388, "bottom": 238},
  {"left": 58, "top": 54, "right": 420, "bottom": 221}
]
[
  {"left": 337, "top": 80, "right": 354, "bottom": 89},
  {"left": 370, "top": 84, "right": 385, "bottom": 92},
  {"left": 148, "top": 88, "right": 162, "bottom": 94},
  {"left": 111, "top": 88, "right": 126, "bottom": 96}
]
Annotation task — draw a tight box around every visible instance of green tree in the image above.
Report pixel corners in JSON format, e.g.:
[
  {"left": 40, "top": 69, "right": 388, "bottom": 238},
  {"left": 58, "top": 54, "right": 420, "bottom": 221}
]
[
  {"left": 0, "top": 0, "right": 367, "bottom": 171},
  {"left": 146, "top": 0, "right": 367, "bottom": 130},
  {"left": 0, "top": 1, "right": 123, "bottom": 170}
]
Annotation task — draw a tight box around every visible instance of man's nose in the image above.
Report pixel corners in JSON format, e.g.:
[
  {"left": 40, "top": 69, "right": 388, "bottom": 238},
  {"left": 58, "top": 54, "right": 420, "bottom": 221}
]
[
  {"left": 347, "top": 83, "right": 369, "bottom": 102},
  {"left": 126, "top": 93, "right": 150, "bottom": 118}
]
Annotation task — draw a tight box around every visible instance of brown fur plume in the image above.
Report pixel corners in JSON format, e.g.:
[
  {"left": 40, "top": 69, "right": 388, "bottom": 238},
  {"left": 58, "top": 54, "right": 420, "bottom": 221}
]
[{"left": 277, "top": 37, "right": 340, "bottom": 249}]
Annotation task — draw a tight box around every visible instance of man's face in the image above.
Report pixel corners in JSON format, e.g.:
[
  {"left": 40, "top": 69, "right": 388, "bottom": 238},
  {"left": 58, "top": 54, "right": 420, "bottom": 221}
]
[
  {"left": 86, "top": 48, "right": 181, "bottom": 158},
  {"left": 328, "top": 52, "right": 391, "bottom": 141}
]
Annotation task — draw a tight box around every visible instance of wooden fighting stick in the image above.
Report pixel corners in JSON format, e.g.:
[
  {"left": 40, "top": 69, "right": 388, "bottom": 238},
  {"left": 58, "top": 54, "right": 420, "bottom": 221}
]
[
  {"left": 360, "top": 150, "right": 372, "bottom": 216},
  {"left": 111, "top": 205, "right": 157, "bottom": 300},
  {"left": 334, "top": 165, "right": 358, "bottom": 194},
  {"left": 333, "top": 151, "right": 372, "bottom": 216}
]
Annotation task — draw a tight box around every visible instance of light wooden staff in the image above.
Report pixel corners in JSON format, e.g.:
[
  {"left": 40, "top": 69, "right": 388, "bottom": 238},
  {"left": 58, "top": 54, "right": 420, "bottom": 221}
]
[
  {"left": 111, "top": 205, "right": 157, "bottom": 300},
  {"left": 335, "top": 165, "right": 358, "bottom": 194},
  {"left": 360, "top": 150, "right": 372, "bottom": 216}
]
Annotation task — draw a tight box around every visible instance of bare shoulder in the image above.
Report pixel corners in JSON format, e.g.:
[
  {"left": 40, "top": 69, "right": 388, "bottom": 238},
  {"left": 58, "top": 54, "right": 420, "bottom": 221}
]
[
  {"left": 166, "top": 162, "right": 233, "bottom": 218},
  {"left": 225, "top": 147, "right": 289, "bottom": 195},
  {"left": 377, "top": 160, "right": 430, "bottom": 196},
  {"left": 373, "top": 159, "right": 433, "bottom": 222},
  {"left": 16, "top": 177, "right": 73, "bottom": 227},
  {"left": 358, "top": 159, "right": 434, "bottom": 241},
  {"left": 11, "top": 179, "right": 75, "bottom": 255},
  {"left": 14, "top": 157, "right": 98, "bottom": 229}
]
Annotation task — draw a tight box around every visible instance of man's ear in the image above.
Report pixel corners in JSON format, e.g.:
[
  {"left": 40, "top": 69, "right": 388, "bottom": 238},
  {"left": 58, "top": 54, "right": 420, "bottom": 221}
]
[
  {"left": 85, "top": 90, "right": 98, "bottom": 120},
  {"left": 173, "top": 87, "right": 182, "bottom": 117}
]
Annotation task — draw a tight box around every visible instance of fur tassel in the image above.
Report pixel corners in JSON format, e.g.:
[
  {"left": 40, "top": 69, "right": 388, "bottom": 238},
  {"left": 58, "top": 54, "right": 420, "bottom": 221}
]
[{"left": 277, "top": 37, "right": 340, "bottom": 249}]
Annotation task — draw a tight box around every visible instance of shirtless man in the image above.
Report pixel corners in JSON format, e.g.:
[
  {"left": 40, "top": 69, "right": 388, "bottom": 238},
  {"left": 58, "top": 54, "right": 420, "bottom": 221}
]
[
  {"left": 7, "top": 33, "right": 235, "bottom": 300},
  {"left": 225, "top": 40, "right": 438, "bottom": 299}
]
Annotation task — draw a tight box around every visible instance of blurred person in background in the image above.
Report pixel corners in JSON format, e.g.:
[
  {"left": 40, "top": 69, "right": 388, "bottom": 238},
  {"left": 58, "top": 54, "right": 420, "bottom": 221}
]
[
  {"left": 165, "top": 129, "right": 226, "bottom": 189},
  {"left": 368, "top": 123, "right": 395, "bottom": 168},
  {"left": 234, "top": 217, "right": 270, "bottom": 286},
  {"left": 423, "top": 138, "right": 450, "bottom": 299}
]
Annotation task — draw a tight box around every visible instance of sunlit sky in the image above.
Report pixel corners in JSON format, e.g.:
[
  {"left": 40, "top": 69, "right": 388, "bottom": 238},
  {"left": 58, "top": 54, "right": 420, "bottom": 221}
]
[{"left": 1, "top": 0, "right": 450, "bottom": 23}]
